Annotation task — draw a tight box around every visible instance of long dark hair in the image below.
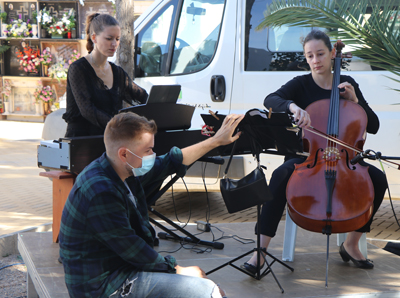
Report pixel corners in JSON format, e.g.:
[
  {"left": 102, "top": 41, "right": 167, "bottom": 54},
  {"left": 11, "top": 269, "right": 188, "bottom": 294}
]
[
  {"left": 301, "top": 29, "right": 332, "bottom": 52},
  {"left": 85, "top": 13, "right": 119, "bottom": 53}
]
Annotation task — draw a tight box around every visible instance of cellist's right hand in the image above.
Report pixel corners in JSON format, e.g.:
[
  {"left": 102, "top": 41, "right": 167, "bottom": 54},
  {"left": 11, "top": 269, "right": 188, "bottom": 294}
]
[{"left": 289, "top": 103, "right": 311, "bottom": 128}]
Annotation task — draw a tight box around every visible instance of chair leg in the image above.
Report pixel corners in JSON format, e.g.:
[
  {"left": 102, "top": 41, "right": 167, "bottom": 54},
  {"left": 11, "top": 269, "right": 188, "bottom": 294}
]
[{"left": 282, "top": 207, "right": 297, "bottom": 262}]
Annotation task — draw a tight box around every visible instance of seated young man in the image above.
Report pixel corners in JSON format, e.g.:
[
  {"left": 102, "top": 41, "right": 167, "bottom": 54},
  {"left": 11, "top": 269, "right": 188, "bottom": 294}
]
[{"left": 59, "top": 112, "right": 244, "bottom": 298}]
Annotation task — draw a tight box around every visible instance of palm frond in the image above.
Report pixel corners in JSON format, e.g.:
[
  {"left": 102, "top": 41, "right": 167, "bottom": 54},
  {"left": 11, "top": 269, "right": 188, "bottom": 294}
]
[{"left": 257, "top": 0, "right": 400, "bottom": 78}]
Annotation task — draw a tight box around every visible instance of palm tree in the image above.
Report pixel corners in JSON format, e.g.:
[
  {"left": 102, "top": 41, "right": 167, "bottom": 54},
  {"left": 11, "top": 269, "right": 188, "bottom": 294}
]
[
  {"left": 257, "top": 0, "right": 400, "bottom": 91},
  {"left": 115, "top": 0, "right": 135, "bottom": 79}
]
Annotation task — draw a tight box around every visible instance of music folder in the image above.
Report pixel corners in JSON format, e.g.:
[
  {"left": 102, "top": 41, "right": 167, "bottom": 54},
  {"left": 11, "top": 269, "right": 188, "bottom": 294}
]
[{"left": 201, "top": 109, "right": 303, "bottom": 156}]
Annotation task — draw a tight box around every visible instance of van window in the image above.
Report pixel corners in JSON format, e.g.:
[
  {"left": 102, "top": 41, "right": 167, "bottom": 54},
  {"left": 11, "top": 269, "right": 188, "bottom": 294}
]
[
  {"left": 245, "top": 0, "right": 376, "bottom": 71},
  {"left": 170, "top": 0, "right": 225, "bottom": 75},
  {"left": 135, "top": 0, "right": 178, "bottom": 77}
]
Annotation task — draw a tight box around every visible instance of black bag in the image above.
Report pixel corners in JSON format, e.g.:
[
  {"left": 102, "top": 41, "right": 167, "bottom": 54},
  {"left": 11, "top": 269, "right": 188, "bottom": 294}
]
[{"left": 220, "top": 140, "right": 272, "bottom": 214}]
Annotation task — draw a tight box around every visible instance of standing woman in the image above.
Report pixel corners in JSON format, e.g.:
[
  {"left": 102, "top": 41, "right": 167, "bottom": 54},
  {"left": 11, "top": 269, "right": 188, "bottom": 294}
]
[
  {"left": 241, "top": 29, "right": 388, "bottom": 274},
  {"left": 63, "top": 13, "right": 148, "bottom": 137}
]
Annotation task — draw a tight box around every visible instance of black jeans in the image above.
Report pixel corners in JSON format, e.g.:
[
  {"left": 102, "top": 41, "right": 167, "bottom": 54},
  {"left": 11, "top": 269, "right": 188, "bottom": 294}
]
[{"left": 258, "top": 157, "right": 388, "bottom": 237}]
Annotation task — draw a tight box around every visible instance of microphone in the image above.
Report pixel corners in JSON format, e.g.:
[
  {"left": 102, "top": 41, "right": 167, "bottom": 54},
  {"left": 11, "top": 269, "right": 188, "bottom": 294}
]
[{"left": 350, "top": 149, "right": 371, "bottom": 165}]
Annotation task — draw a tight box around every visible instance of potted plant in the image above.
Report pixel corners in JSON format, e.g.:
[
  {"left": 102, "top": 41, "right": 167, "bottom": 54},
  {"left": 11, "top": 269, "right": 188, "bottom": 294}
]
[
  {"left": 68, "top": 50, "right": 81, "bottom": 65},
  {"left": 16, "top": 44, "right": 41, "bottom": 75},
  {"left": 37, "top": 8, "right": 52, "bottom": 38},
  {"left": 48, "top": 60, "right": 69, "bottom": 82},
  {"left": 39, "top": 48, "right": 53, "bottom": 76},
  {"left": 33, "top": 81, "right": 55, "bottom": 115},
  {"left": 66, "top": 9, "right": 76, "bottom": 38},
  {"left": 6, "top": 19, "right": 33, "bottom": 38},
  {"left": 47, "top": 19, "right": 69, "bottom": 38}
]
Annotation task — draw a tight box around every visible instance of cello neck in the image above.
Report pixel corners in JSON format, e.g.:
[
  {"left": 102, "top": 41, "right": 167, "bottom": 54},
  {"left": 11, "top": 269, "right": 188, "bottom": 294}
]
[{"left": 327, "top": 41, "right": 345, "bottom": 137}]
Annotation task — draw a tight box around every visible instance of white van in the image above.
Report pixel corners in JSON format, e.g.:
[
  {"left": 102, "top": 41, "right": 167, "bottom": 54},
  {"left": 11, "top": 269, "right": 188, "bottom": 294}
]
[{"left": 133, "top": 0, "right": 399, "bottom": 196}]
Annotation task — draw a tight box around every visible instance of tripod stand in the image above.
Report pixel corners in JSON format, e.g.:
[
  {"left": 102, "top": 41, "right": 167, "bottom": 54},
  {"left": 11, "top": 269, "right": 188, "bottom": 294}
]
[{"left": 206, "top": 204, "right": 294, "bottom": 293}]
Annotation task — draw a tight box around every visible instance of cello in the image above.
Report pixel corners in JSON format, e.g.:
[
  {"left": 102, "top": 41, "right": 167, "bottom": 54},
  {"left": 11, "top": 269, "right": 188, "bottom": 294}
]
[{"left": 286, "top": 41, "right": 374, "bottom": 285}]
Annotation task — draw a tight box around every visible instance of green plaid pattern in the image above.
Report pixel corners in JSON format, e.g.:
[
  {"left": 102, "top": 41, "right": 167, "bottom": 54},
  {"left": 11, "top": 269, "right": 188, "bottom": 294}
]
[{"left": 59, "top": 148, "right": 186, "bottom": 298}]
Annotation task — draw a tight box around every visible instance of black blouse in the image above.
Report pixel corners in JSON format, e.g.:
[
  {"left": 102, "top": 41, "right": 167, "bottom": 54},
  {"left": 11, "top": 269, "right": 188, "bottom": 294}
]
[
  {"left": 264, "top": 73, "right": 379, "bottom": 134},
  {"left": 62, "top": 58, "right": 148, "bottom": 137}
]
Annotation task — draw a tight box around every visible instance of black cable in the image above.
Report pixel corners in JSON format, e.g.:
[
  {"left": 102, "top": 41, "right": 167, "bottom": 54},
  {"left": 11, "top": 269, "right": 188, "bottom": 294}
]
[
  {"left": 157, "top": 235, "right": 212, "bottom": 254},
  {"left": 169, "top": 175, "right": 192, "bottom": 230},
  {"left": 200, "top": 161, "right": 255, "bottom": 245},
  {"left": 156, "top": 159, "right": 252, "bottom": 255},
  {"left": 211, "top": 225, "right": 255, "bottom": 245}
]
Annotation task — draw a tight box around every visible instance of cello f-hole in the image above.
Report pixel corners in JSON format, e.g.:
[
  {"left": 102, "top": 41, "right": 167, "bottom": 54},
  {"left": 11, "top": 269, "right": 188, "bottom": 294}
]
[
  {"left": 307, "top": 148, "right": 324, "bottom": 168},
  {"left": 342, "top": 149, "right": 357, "bottom": 170}
]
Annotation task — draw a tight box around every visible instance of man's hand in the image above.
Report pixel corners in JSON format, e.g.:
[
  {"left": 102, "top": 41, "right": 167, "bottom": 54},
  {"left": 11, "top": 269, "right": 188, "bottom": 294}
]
[
  {"left": 212, "top": 114, "right": 244, "bottom": 147},
  {"left": 175, "top": 265, "right": 207, "bottom": 278},
  {"left": 181, "top": 113, "right": 244, "bottom": 165}
]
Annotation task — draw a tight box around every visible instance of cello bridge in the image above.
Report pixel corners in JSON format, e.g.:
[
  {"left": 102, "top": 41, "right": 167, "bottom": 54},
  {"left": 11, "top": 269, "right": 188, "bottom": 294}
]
[{"left": 323, "top": 147, "right": 340, "bottom": 162}]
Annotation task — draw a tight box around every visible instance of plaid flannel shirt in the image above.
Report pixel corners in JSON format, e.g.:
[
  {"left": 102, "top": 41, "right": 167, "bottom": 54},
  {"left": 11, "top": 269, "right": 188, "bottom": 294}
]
[{"left": 59, "top": 147, "right": 187, "bottom": 298}]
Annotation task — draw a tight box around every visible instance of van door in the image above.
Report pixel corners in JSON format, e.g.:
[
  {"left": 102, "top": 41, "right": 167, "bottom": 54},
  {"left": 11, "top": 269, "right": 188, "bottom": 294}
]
[{"left": 134, "top": 0, "right": 236, "bottom": 129}]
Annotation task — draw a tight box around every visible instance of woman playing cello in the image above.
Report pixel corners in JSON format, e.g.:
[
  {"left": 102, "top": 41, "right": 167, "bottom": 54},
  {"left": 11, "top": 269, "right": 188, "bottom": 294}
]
[{"left": 241, "top": 29, "right": 387, "bottom": 274}]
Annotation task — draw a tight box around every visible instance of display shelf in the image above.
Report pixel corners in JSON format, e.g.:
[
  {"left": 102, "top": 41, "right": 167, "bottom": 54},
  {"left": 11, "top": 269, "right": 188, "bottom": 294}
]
[{"left": 0, "top": 0, "right": 113, "bottom": 121}]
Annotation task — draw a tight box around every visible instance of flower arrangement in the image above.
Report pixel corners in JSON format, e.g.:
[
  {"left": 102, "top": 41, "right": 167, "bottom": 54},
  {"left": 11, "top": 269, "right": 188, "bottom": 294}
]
[
  {"left": 1, "top": 79, "right": 12, "bottom": 102},
  {"left": 6, "top": 19, "right": 33, "bottom": 37},
  {"left": 16, "top": 44, "right": 41, "bottom": 73},
  {"left": 33, "top": 82, "right": 55, "bottom": 103},
  {"left": 65, "top": 9, "right": 76, "bottom": 31},
  {"left": 36, "top": 8, "right": 53, "bottom": 30},
  {"left": 68, "top": 50, "right": 81, "bottom": 64},
  {"left": 40, "top": 49, "right": 53, "bottom": 66},
  {"left": 48, "top": 60, "right": 69, "bottom": 81},
  {"left": 48, "top": 20, "right": 68, "bottom": 35},
  {"left": 47, "top": 9, "right": 76, "bottom": 35}
]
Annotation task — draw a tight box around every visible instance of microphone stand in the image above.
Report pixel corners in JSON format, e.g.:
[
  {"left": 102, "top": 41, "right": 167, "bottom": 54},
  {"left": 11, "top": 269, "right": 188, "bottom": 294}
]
[{"left": 350, "top": 150, "right": 400, "bottom": 169}]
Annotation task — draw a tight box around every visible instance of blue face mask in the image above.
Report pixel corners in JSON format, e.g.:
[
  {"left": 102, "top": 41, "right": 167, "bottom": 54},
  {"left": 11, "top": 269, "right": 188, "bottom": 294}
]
[{"left": 126, "top": 149, "right": 156, "bottom": 177}]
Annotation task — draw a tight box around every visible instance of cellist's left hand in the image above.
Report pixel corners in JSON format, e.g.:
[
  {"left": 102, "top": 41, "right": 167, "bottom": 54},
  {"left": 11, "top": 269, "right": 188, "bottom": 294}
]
[{"left": 338, "top": 82, "right": 358, "bottom": 104}]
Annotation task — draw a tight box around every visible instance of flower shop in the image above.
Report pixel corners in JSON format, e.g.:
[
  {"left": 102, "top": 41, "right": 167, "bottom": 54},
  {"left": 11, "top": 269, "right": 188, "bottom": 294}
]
[{"left": 0, "top": 0, "right": 114, "bottom": 122}]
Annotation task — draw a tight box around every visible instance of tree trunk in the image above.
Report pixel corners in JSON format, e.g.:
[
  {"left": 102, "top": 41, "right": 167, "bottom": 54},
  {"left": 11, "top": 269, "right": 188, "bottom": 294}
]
[{"left": 115, "top": 0, "right": 135, "bottom": 79}]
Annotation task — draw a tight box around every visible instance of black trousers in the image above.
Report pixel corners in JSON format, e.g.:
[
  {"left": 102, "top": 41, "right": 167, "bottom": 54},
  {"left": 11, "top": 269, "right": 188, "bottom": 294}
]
[{"left": 258, "top": 157, "right": 388, "bottom": 237}]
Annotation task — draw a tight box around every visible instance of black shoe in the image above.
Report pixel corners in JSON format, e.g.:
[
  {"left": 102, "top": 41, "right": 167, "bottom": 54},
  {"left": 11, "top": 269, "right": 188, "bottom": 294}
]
[
  {"left": 339, "top": 243, "right": 374, "bottom": 269},
  {"left": 240, "top": 261, "right": 265, "bottom": 275}
]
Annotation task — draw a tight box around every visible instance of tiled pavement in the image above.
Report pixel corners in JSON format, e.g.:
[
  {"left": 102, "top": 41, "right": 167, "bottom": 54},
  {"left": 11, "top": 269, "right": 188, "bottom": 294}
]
[{"left": 1, "top": 120, "right": 399, "bottom": 247}]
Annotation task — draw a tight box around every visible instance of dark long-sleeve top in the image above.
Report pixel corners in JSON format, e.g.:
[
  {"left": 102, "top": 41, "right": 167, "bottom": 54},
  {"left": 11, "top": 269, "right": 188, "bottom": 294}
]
[
  {"left": 59, "top": 148, "right": 187, "bottom": 298},
  {"left": 62, "top": 58, "right": 148, "bottom": 136},
  {"left": 264, "top": 73, "right": 379, "bottom": 134}
]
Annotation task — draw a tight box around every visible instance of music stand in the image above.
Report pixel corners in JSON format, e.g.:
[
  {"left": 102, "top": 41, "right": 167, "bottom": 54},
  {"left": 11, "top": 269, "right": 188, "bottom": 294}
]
[
  {"left": 203, "top": 109, "right": 300, "bottom": 292},
  {"left": 120, "top": 103, "right": 226, "bottom": 249},
  {"left": 206, "top": 204, "right": 293, "bottom": 292},
  {"left": 201, "top": 109, "right": 303, "bottom": 157}
]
